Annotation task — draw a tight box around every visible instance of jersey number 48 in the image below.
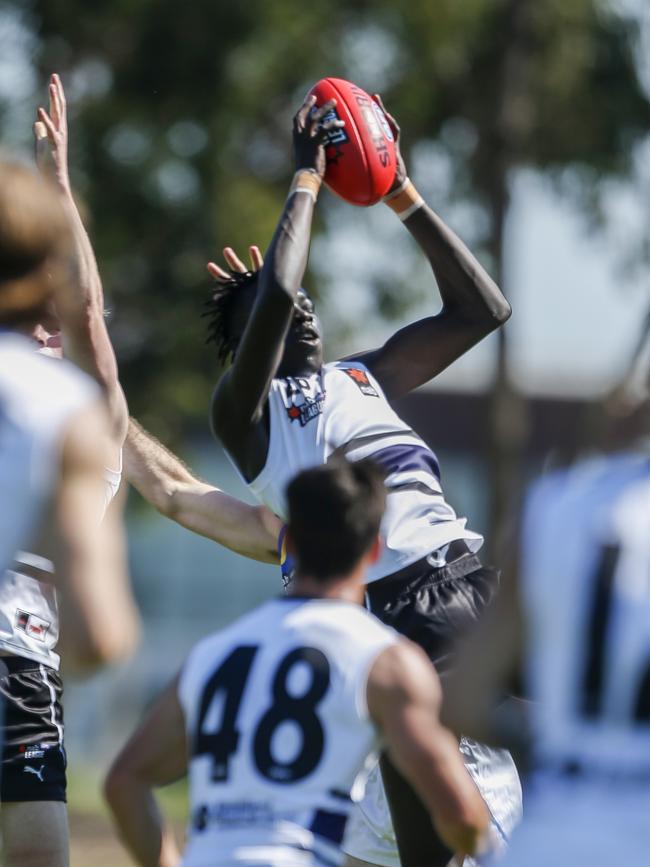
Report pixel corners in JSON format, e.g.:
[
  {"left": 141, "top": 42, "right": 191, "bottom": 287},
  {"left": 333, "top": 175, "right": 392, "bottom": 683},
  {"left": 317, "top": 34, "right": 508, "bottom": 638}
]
[{"left": 193, "top": 645, "right": 331, "bottom": 784}]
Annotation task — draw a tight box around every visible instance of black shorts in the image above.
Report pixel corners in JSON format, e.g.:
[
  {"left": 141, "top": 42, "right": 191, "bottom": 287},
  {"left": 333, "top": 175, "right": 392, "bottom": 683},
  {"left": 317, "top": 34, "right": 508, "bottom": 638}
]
[
  {"left": 366, "top": 550, "right": 500, "bottom": 867},
  {"left": 0, "top": 656, "right": 67, "bottom": 803},
  {"left": 366, "top": 550, "right": 499, "bottom": 672}
]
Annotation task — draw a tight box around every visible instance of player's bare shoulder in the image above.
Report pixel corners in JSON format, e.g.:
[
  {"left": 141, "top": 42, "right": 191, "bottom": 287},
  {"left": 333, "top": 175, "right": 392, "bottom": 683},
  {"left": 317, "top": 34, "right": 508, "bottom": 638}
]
[{"left": 367, "top": 639, "right": 442, "bottom": 714}]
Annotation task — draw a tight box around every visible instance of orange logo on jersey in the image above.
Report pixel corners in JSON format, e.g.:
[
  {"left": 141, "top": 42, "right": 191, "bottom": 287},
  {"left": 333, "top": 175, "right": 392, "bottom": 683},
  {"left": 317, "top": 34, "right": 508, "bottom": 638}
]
[
  {"left": 343, "top": 367, "right": 379, "bottom": 397},
  {"left": 347, "top": 368, "right": 369, "bottom": 383}
]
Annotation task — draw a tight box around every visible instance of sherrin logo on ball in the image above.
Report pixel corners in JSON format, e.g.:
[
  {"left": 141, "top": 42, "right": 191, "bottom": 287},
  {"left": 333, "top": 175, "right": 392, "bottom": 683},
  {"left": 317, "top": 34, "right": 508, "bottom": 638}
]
[{"left": 308, "top": 77, "right": 397, "bottom": 206}]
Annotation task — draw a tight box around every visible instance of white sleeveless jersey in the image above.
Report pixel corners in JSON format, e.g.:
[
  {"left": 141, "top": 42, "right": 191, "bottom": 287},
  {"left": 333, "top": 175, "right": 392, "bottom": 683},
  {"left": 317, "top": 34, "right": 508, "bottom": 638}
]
[
  {"left": 178, "top": 597, "right": 398, "bottom": 867},
  {"left": 521, "top": 453, "right": 650, "bottom": 776},
  {"left": 0, "top": 457, "right": 122, "bottom": 670},
  {"left": 242, "top": 361, "right": 482, "bottom": 583},
  {"left": 0, "top": 332, "right": 98, "bottom": 577}
]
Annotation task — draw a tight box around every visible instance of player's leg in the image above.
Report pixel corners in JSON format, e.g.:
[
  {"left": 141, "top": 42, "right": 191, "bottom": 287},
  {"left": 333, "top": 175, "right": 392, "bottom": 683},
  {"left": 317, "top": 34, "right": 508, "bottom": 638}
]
[
  {"left": 0, "top": 659, "right": 69, "bottom": 867},
  {"left": 0, "top": 800, "right": 69, "bottom": 867},
  {"left": 379, "top": 752, "right": 454, "bottom": 867},
  {"left": 342, "top": 756, "right": 402, "bottom": 867},
  {"left": 360, "top": 559, "right": 520, "bottom": 867}
]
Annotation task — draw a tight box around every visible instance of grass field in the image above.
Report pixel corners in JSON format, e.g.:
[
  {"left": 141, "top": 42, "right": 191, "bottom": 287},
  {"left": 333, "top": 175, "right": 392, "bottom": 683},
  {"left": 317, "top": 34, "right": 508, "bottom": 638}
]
[{"left": 67, "top": 769, "right": 188, "bottom": 866}]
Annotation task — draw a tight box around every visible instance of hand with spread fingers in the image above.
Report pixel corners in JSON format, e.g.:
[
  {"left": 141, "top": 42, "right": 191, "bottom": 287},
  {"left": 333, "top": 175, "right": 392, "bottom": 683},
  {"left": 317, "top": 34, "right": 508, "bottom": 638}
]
[
  {"left": 207, "top": 245, "right": 264, "bottom": 283},
  {"left": 372, "top": 93, "right": 407, "bottom": 195},
  {"left": 34, "top": 73, "right": 71, "bottom": 194},
  {"left": 292, "top": 94, "right": 344, "bottom": 179},
  {"left": 32, "top": 72, "right": 129, "bottom": 448}
]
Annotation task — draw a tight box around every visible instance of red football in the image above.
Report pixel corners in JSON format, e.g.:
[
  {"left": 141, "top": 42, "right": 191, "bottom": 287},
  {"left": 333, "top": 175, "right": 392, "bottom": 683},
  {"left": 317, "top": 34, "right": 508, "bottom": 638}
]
[{"left": 308, "top": 77, "right": 397, "bottom": 206}]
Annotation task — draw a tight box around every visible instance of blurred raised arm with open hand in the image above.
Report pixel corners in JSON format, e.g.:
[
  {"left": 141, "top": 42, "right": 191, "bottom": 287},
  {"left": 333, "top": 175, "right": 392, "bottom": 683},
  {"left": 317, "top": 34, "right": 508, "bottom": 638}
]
[{"left": 34, "top": 73, "right": 128, "bottom": 455}]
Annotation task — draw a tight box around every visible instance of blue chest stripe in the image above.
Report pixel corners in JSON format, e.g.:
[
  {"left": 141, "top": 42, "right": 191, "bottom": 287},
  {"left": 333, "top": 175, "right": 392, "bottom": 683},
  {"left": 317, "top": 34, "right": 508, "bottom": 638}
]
[{"left": 369, "top": 443, "right": 441, "bottom": 482}]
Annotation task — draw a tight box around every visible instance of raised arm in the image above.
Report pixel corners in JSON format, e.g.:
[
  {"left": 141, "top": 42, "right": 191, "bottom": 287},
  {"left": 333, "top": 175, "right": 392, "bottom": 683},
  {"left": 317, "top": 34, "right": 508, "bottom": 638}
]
[
  {"left": 367, "top": 640, "right": 490, "bottom": 857},
  {"left": 35, "top": 73, "right": 128, "bottom": 448},
  {"left": 349, "top": 97, "right": 511, "bottom": 400},
  {"left": 210, "top": 96, "right": 342, "bottom": 452},
  {"left": 125, "top": 418, "right": 281, "bottom": 562}
]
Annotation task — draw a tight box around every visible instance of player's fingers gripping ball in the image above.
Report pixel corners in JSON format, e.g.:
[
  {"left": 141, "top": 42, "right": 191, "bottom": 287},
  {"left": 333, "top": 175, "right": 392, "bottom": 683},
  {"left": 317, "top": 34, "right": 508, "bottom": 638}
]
[{"left": 309, "top": 77, "right": 397, "bottom": 206}]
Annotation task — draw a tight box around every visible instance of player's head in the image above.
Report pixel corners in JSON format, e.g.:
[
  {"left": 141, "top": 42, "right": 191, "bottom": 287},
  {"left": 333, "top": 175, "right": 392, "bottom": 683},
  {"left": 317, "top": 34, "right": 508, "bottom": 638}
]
[
  {"left": 0, "top": 159, "right": 70, "bottom": 354},
  {"left": 205, "top": 270, "right": 324, "bottom": 376},
  {"left": 286, "top": 458, "right": 386, "bottom": 587}
]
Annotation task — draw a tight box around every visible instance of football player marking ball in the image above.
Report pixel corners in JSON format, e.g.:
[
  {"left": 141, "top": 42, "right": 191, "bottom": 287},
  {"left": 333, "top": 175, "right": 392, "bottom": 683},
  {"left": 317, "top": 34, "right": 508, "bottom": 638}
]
[{"left": 308, "top": 77, "right": 397, "bottom": 206}]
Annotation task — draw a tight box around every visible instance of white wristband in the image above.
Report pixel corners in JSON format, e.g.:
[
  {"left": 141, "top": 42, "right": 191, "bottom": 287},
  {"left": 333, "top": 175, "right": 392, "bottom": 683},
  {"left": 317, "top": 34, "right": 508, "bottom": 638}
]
[
  {"left": 397, "top": 197, "right": 424, "bottom": 221},
  {"left": 289, "top": 169, "right": 322, "bottom": 204},
  {"left": 382, "top": 176, "right": 411, "bottom": 202},
  {"left": 383, "top": 178, "right": 425, "bottom": 220},
  {"left": 292, "top": 185, "right": 318, "bottom": 202}
]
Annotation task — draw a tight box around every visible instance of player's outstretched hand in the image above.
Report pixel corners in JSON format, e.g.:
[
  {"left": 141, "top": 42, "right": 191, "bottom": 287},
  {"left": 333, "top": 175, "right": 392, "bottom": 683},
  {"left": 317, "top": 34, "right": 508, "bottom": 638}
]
[
  {"left": 207, "top": 245, "right": 264, "bottom": 282},
  {"left": 34, "top": 73, "right": 70, "bottom": 194},
  {"left": 372, "top": 94, "right": 407, "bottom": 195},
  {"left": 292, "top": 94, "right": 344, "bottom": 179}
]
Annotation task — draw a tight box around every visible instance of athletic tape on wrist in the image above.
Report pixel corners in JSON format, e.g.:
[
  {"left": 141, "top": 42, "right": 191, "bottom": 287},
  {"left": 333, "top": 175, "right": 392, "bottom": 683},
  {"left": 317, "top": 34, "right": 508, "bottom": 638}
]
[
  {"left": 382, "top": 176, "right": 410, "bottom": 202},
  {"left": 289, "top": 169, "right": 322, "bottom": 203},
  {"left": 383, "top": 178, "right": 424, "bottom": 221}
]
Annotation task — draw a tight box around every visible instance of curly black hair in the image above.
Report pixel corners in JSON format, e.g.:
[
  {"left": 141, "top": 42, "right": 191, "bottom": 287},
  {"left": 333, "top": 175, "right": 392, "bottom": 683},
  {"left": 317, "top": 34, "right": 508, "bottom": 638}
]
[{"left": 203, "top": 269, "right": 259, "bottom": 365}]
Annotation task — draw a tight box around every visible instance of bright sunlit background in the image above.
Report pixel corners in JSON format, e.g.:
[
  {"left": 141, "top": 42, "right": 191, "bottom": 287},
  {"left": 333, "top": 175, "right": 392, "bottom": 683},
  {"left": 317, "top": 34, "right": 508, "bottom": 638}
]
[{"left": 2, "top": 0, "right": 650, "bottom": 862}]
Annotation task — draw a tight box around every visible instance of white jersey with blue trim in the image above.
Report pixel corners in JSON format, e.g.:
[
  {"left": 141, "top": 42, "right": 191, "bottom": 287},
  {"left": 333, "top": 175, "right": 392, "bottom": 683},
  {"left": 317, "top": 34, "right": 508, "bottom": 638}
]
[
  {"left": 521, "top": 453, "right": 650, "bottom": 777},
  {"left": 178, "top": 597, "right": 398, "bottom": 867},
  {"left": 243, "top": 361, "right": 482, "bottom": 583}
]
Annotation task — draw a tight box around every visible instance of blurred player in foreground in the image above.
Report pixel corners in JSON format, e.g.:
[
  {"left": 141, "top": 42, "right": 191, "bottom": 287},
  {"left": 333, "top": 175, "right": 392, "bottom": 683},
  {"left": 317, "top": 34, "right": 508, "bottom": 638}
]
[
  {"left": 0, "top": 156, "right": 138, "bottom": 865},
  {"left": 105, "top": 458, "right": 490, "bottom": 867},
  {"left": 444, "top": 326, "right": 650, "bottom": 866},
  {"left": 205, "top": 94, "right": 520, "bottom": 866},
  {"left": 0, "top": 75, "right": 138, "bottom": 867}
]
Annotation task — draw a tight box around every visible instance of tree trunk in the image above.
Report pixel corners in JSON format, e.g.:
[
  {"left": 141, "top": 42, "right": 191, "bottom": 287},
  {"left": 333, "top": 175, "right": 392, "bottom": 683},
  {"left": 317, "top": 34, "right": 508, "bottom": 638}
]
[{"left": 483, "top": 0, "right": 536, "bottom": 561}]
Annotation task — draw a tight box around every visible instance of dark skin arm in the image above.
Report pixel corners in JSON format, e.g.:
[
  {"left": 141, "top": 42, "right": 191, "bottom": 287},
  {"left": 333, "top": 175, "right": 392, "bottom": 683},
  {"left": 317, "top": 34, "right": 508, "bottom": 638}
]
[
  {"left": 210, "top": 96, "right": 342, "bottom": 480},
  {"left": 347, "top": 98, "right": 511, "bottom": 401},
  {"left": 215, "top": 98, "right": 510, "bottom": 412}
]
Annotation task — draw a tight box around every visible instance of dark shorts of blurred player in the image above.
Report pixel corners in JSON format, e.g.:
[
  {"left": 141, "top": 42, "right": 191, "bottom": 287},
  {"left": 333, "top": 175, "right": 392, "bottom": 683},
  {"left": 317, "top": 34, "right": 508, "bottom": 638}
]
[{"left": 0, "top": 657, "right": 67, "bottom": 803}]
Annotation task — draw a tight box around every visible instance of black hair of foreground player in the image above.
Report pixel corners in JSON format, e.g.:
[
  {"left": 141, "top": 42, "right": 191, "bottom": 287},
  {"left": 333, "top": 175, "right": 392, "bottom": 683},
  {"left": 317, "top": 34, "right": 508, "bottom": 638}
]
[{"left": 286, "top": 457, "right": 386, "bottom": 582}]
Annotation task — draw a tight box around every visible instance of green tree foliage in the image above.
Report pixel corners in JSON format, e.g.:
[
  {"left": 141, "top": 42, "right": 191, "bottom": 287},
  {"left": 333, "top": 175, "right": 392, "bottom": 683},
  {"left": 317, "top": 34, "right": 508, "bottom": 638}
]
[{"left": 9, "top": 0, "right": 650, "bottom": 451}]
